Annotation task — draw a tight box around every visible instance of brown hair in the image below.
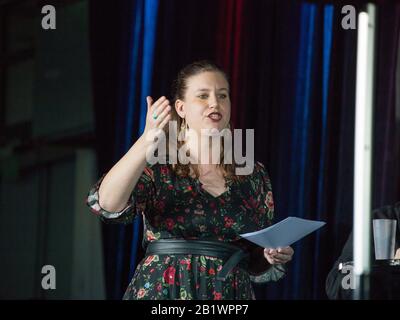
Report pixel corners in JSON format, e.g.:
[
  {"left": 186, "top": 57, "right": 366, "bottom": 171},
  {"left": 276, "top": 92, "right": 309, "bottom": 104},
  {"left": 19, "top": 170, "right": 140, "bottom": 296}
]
[{"left": 168, "top": 60, "right": 241, "bottom": 182}]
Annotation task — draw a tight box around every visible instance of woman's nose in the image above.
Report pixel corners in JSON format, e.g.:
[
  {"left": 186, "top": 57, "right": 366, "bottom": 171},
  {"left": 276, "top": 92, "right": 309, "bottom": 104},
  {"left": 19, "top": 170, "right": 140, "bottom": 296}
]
[{"left": 209, "top": 96, "right": 219, "bottom": 108}]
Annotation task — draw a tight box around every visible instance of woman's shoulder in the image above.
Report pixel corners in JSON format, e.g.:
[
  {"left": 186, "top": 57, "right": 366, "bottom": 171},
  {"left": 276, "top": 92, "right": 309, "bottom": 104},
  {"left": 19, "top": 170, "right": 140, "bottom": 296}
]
[
  {"left": 232, "top": 161, "right": 269, "bottom": 187},
  {"left": 242, "top": 161, "right": 272, "bottom": 192},
  {"left": 243, "top": 161, "right": 268, "bottom": 179},
  {"left": 254, "top": 161, "right": 267, "bottom": 173}
]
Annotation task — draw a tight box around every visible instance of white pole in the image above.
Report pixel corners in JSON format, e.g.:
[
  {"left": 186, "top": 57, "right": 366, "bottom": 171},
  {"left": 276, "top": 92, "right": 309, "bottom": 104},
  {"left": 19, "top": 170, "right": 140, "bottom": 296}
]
[{"left": 353, "top": 3, "right": 375, "bottom": 299}]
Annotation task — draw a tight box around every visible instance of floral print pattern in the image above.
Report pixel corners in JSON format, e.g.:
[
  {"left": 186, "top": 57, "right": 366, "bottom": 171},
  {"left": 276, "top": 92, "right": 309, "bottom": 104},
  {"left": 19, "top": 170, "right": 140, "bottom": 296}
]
[{"left": 86, "top": 161, "right": 284, "bottom": 300}]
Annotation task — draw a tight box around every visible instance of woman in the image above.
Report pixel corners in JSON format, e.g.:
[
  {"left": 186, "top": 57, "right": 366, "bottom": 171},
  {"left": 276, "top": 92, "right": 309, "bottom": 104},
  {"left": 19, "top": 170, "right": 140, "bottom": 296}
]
[{"left": 86, "top": 60, "right": 294, "bottom": 300}]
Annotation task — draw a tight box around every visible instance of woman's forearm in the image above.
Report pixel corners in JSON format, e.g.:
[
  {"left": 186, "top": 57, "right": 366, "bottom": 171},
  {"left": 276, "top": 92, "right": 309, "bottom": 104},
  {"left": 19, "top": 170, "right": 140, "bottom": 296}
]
[
  {"left": 97, "top": 135, "right": 152, "bottom": 212},
  {"left": 97, "top": 95, "right": 171, "bottom": 212}
]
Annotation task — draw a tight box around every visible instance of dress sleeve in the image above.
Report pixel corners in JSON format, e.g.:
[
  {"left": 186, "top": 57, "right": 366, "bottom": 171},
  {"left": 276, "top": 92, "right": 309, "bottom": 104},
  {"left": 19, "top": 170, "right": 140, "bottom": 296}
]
[
  {"left": 85, "top": 165, "right": 156, "bottom": 225},
  {"left": 247, "top": 161, "right": 287, "bottom": 284}
]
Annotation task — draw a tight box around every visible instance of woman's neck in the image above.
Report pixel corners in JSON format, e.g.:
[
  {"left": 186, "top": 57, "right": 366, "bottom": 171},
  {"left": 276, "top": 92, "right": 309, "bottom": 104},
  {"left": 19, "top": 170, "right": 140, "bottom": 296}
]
[{"left": 185, "top": 134, "right": 222, "bottom": 166}]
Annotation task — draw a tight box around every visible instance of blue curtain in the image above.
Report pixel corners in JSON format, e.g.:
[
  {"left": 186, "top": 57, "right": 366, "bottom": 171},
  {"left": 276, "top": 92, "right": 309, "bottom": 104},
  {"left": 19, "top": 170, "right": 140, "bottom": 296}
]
[
  {"left": 312, "top": 4, "right": 333, "bottom": 299},
  {"left": 113, "top": 0, "right": 159, "bottom": 299},
  {"left": 254, "top": 2, "right": 338, "bottom": 299},
  {"left": 289, "top": 3, "right": 317, "bottom": 298}
]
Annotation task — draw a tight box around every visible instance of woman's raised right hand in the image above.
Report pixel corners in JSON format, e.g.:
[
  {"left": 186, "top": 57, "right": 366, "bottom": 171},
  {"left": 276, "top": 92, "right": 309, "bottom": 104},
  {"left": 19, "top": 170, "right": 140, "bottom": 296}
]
[
  {"left": 96, "top": 96, "right": 172, "bottom": 213},
  {"left": 142, "top": 96, "right": 172, "bottom": 138}
]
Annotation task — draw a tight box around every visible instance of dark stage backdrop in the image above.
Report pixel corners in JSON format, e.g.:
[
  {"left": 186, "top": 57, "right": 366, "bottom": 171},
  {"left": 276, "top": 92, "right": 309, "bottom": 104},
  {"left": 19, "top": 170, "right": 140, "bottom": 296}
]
[{"left": 89, "top": 0, "right": 400, "bottom": 299}]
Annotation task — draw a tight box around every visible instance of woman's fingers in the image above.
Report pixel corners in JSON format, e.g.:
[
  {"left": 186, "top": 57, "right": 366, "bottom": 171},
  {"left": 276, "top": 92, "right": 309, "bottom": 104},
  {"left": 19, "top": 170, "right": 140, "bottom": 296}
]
[
  {"left": 264, "top": 254, "right": 285, "bottom": 265},
  {"left": 149, "top": 96, "right": 168, "bottom": 114},
  {"left": 144, "top": 96, "right": 172, "bottom": 130},
  {"left": 265, "top": 252, "right": 288, "bottom": 263},
  {"left": 271, "top": 258, "right": 286, "bottom": 264},
  {"left": 152, "top": 102, "right": 171, "bottom": 128},
  {"left": 146, "top": 96, "right": 153, "bottom": 109},
  {"left": 152, "top": 100, "right": 170, "bottom": 120},
  {"left": 272, "top": 252, "right": 292, "bottom": 261},
  {"left": 158, "top": 113, "right": 172, "bottom": 129},
  {"left": 274, "top": 247, "right": 293, "bottom": 261},
  {"left": 264, "top": 246, "right": 294, "bottom": 264},
  {"left": 155, "top": 104, "right": 172, "bottom": 128},
  {"left": 279, "top": 246, "right": 294, "bottom": 256}
]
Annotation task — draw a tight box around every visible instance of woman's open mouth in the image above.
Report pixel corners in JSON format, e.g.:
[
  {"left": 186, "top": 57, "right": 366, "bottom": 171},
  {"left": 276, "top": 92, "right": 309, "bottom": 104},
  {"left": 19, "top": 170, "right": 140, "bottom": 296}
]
[{"left": 207, "top": 112, "right": 222, "bottom": 122}]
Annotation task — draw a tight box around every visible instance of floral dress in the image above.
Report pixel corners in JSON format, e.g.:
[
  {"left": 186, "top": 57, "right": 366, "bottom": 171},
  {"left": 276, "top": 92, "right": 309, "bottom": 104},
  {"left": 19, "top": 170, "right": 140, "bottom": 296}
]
[{"left": 86, "top": 161, "right": 286, "bottom": 300}]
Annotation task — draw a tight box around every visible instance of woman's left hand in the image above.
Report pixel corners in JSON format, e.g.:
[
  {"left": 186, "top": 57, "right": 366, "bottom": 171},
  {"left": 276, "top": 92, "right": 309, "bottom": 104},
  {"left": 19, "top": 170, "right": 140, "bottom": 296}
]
[{"left": 264, "top": 246, "right": 294, "bottom": 265}]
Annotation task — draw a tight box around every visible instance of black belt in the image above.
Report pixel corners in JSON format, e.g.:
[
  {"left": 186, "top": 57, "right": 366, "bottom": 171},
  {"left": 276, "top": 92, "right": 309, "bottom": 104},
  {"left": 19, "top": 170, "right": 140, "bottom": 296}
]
[{"left": 145, "top": 239, "right": 250, "bottom": 281}]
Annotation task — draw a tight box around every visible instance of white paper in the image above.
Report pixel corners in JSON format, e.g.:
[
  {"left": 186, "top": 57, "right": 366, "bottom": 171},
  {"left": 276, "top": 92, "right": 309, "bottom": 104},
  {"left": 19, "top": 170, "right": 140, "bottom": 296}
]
[{"left": 239, "top": 217, "right": 326, "bottom": 248}]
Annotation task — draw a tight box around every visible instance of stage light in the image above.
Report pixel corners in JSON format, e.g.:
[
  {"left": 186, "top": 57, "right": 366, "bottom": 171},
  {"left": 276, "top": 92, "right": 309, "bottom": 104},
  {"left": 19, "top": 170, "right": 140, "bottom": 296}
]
[{"left": 353, "top": 4, "right": 376, "bottom": 299}]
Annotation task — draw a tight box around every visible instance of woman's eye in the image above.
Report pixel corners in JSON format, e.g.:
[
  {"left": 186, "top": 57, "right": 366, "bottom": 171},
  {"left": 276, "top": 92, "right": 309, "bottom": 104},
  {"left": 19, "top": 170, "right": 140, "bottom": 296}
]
[{"left": 198, "top": 94, "right": 227, "bottom": 99}]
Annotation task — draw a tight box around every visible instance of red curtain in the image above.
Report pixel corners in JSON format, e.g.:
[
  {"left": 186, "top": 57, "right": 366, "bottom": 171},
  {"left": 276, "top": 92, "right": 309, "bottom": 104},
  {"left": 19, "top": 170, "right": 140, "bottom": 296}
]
[{"left": 216, "top": 0, "right": 247, "bottom": 129}]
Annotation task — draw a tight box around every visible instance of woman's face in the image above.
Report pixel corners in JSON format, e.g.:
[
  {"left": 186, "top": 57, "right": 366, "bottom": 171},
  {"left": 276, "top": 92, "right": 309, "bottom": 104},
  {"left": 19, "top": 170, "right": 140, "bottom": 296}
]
[{"left": 175, "top": 71, "right": 231, "bottom": 135}]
